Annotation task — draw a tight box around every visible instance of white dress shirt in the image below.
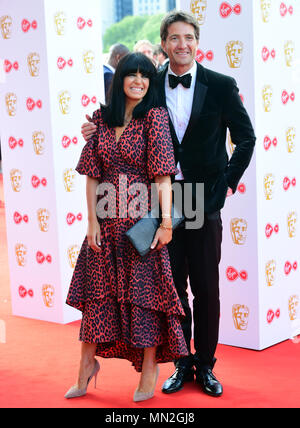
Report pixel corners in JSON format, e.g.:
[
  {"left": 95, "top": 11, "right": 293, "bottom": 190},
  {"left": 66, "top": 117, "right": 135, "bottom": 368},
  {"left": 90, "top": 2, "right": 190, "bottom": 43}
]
[{"left": 165, "top": 61, "right": 197, "bottom": 180}]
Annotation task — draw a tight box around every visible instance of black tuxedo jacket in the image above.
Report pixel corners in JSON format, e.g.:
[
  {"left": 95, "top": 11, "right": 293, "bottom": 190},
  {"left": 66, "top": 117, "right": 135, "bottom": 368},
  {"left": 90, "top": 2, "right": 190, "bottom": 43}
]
[{"left": 157, "top": 63, "right": 256, "bottom": 213}]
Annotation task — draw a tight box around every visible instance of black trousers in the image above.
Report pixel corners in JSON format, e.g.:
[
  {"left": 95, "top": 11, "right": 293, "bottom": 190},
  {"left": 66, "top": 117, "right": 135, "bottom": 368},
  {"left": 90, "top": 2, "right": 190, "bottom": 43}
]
[{"left": 167, "top": 210, "right": 223, "bottom": 370}]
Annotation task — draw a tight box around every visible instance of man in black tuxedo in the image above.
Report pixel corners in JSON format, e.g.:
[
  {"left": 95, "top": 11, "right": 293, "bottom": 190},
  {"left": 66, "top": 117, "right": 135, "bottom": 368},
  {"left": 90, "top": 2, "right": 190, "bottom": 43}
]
[
  {"left": 157, "top": 10, "right": 255, "bottom": 397},
  {"left": 80, "top": 10, "right": 255, "bottom": 398}
]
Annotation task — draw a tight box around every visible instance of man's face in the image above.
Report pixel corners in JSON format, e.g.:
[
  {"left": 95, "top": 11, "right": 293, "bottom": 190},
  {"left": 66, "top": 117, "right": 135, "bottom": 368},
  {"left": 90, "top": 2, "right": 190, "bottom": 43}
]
[{"left": 162, "top": 21, "right": 198, "bottom": 73}]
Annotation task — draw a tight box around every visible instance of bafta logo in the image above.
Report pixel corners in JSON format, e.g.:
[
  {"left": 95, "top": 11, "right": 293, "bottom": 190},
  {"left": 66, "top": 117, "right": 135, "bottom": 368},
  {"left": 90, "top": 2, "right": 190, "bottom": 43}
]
[
  {"left": 0, "top": 15, "right": 12, "bottom": 39},
  {"left": 67, "top": 245, "right": 80, "bottom": 269},
  {"left": 37, "top": 208, "right": 50, "bottom": 232},
  {"left": 232, "top": 304, "right": 250, "bottom": 331},
  {"left": 262, "top": 85, "right": 273, "bottom": 112},
  {"left": 63, "top": 168, "right": 76, "bottom": 192},
  {"left": 260, "top": 0, "right": 271, "bottom": 23},
  {"left": 226, "top": 41, "right": 243, "bottom": 68},
  {"left": 190, "top": 0, "right": 207, "bottom": 25},
  {"left": 10, "top": 169, "right": 22, "bottom": 192},
  {"left": 265, "top": 260, "right": 276, "bottom": 287},
  {"left": 42, "top": 284, "right": 55, "bottom": 308},
  {"left": 288, "top": 295, "right": 299, "bottom": 321},
  {"left": 284, "top": 41, "right": 295, "bottom": 67},
  {"left": 54, "top": 11, "right": 66, "bottom": 35},
  {"left": 264, "top": 173, "right": 275, "bottom": 200},
  {"left": 27, "top": 52, "right": 40, "bottom": 77},
  {"left": 286, "top": 127, "right": 296, "bottom": 153},
  {"left": 287, "top": 211, "right": 297, "bottom": 238},
  {"left": 32, "top": 131, "right": 45, "bottom": 155},
  {"left": 58, "top": 90, "right": 71, "bottom": 114},
  {"left": 83, "top": 50, "right": 95, "bottom": 74},
  {"left": 5, "top": 92, "right": 17, "bottom": 116},
  {"left": 230, "top": 218, "right": 247, "bottom": 245},
  {"left": 15, "top": 243, "right": 27, "bottom": 267}
]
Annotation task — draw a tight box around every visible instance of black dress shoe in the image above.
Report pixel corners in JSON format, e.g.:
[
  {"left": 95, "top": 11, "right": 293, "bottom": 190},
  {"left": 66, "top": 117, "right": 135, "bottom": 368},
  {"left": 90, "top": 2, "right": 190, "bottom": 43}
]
[
  {"left": 195, "top": 368, "right": 223, "bottom": 397},
  {"left": 162, "top": 367, "right": 195, "bottom": 394}
]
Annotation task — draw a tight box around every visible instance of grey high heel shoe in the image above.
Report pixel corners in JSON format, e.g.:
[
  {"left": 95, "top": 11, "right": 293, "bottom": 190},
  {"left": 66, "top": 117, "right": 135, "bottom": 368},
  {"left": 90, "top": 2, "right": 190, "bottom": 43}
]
[
  {"left": 133, "top": 365, "right": 160, "bottom": 402},
  {"left": 65, "top": 358, "right": 100, "bottom": 399}
]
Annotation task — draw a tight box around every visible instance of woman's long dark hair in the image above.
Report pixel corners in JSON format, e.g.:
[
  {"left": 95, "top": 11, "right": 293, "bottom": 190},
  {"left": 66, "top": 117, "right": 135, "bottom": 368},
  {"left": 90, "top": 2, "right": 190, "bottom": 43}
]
[{"left": 101, "top": 52, "right": 158, "bottom": 127}]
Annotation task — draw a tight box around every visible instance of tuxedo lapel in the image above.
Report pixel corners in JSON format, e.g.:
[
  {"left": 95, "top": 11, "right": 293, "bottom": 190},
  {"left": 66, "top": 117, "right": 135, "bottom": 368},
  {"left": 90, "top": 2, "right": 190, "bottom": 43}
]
[
  {"left": 157, "top": 68, "right": 180, "bottom": 149},
  {"left": 181, "top": 63, "right": 208, "bottom": 146},
  {"left": 157, "top": 68, "right": 167, "bottom": 107}
]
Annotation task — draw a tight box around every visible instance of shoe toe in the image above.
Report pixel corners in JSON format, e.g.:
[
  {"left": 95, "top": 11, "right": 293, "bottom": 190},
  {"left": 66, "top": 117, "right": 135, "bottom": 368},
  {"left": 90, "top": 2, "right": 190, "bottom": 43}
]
[
  {"left": 196, "top": 370, "right": 223, "bottom": 397},
  {"left": 162, "top": 368, "right": 193, "bottom": 394},
  {"left": 64, "top": 385, "right": 86, "bottom": 399}
]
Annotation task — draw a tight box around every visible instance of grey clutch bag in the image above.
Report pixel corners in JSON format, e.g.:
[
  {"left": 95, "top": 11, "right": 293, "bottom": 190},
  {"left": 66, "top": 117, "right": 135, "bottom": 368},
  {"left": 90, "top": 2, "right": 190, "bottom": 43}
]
[{"left": 125, "top": 204, "right": 185, "bottom": 257}]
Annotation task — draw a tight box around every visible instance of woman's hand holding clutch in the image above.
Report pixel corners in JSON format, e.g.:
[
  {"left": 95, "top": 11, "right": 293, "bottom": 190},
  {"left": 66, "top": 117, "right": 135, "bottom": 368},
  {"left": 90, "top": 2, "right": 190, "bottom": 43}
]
[{"left": 150, "top": 219, "right": 173, "bottom": 251}]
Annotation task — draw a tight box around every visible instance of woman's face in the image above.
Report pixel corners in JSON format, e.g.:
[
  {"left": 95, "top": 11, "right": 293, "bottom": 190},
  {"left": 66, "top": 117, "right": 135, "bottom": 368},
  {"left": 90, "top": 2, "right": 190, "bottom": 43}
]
[{"left": 123, "top": 71, "right": 150, "bottom": 103}]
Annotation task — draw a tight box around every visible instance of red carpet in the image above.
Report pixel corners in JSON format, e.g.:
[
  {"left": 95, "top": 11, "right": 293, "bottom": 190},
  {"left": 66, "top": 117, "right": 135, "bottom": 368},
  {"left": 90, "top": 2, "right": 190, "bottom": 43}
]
[{"left": 0, "top": 173, "right": 300, "bottom": 408}]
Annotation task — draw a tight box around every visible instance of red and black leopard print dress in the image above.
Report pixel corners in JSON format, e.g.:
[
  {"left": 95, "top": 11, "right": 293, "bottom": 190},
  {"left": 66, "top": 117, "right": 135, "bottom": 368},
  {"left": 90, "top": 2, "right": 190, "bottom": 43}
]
[{"left": 66, "top": 106, "right": 188, "bottom": 372}]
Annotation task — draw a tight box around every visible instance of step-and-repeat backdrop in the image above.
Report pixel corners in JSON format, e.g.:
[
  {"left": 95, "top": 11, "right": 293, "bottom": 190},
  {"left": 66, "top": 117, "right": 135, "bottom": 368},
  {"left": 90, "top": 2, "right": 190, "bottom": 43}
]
[
  {"left": 0, "top": 0, "right": 104, "bottom": 323},
  {"left": 180, "top": 0, "right": 300, "bottom": 349}
]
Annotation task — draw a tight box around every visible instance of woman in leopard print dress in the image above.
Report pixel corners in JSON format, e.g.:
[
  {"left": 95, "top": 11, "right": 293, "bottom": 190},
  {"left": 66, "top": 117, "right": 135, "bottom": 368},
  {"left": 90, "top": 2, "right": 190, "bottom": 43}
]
[{"left": 65, "top": 53, "right": 188, "bottom": 402}]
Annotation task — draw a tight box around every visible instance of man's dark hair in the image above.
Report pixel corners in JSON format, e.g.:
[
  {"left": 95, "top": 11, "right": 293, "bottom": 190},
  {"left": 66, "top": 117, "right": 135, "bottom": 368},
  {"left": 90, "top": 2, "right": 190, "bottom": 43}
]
[
  {"left": 160, "top": 10, "right": 200, "bottom": 42},
  {"left": 109, "top": 43, "right": 130, "bottom": 60}
]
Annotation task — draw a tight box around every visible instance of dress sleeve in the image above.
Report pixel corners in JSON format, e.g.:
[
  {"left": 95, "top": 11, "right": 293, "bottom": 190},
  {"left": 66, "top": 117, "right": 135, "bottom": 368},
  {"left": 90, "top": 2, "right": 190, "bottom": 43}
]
[
  {"left": 75, "top": 109, "right": 102, "bottom": 180},
  {"left": 146, "top": 107, "right": 177, "bottom": 180}
]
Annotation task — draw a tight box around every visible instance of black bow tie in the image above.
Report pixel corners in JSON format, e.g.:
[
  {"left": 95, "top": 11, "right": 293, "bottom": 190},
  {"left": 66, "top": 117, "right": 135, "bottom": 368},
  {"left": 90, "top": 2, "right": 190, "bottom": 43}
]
[{"left": 168, "top": 73, "right": 192, "bottom": 89}]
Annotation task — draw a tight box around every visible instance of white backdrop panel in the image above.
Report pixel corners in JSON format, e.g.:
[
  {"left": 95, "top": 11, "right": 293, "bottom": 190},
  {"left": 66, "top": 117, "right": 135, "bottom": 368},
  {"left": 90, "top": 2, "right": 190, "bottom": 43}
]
[{"left": 0, "top": 0, "right": 104, "bottom": 324}]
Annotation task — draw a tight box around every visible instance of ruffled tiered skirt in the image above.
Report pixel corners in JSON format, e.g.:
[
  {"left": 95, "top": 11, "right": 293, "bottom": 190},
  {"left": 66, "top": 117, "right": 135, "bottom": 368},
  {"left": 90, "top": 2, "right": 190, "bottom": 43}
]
[{"left": 66, "top": 218, "right": 188, "bottom": 372}]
